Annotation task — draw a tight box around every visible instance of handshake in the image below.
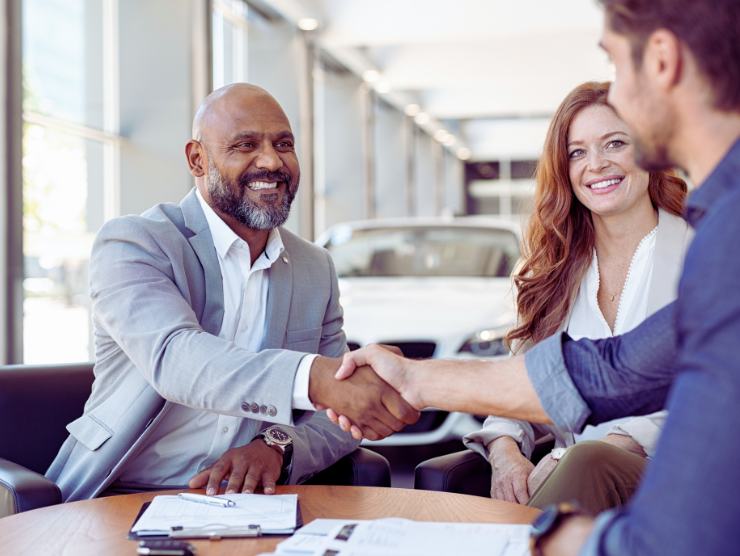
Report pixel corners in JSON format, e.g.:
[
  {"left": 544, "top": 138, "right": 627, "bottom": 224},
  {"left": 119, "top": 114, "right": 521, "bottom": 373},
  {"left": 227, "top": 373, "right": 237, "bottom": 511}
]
[{"left": 309, "top": 345, "right": 425, "bottom": 440}]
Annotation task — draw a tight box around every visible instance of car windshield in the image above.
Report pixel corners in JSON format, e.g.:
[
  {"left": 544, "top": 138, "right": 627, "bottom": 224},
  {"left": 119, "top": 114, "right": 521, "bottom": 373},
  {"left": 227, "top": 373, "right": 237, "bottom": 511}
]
[{"left": 325, "top": 226, "right": 520, "bottom": 278}]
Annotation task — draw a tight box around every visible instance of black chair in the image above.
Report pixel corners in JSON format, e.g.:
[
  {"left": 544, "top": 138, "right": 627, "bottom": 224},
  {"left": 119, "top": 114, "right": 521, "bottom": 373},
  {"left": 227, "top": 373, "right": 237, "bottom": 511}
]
[
  {"left": 414, "top": 441, "right": 555, "bottom": 497},
  {"left": 0, "top": 363, "right": 390, "bottom": 517}
]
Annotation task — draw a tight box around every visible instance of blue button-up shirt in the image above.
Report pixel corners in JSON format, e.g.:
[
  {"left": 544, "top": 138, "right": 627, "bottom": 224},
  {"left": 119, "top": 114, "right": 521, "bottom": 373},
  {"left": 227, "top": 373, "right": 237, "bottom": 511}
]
[{"left": 525, "top": 137, "right": 740, "bottom": 556}]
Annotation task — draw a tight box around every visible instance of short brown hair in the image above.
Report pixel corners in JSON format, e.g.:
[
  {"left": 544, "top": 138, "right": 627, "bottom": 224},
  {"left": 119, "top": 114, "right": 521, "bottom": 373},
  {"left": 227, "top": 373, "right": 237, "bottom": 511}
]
[{"left": 599, "top": 0, "right": 740, "bottom": 111}]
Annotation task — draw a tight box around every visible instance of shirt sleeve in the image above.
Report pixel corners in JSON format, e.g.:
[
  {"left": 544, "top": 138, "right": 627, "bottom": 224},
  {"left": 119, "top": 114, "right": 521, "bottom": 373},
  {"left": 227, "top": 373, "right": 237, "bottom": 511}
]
[
  {"left": 292, "top": 354, "right": 318, "bottom": 411},
  {"left": 463, "top": 415, "right": 537, "bottom": 459},
  {"left": 607, "top": 411, "right": 666, "bottom": 457},
  {"left": 525, "top": 303, "right": 678, "bottom": 432}
]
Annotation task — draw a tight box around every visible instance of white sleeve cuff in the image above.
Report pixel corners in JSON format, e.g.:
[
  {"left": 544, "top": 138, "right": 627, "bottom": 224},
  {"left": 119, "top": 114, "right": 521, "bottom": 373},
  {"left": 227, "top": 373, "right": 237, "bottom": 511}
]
[{"left": 292, "top": 354, "right": 318, "bottom": 411}]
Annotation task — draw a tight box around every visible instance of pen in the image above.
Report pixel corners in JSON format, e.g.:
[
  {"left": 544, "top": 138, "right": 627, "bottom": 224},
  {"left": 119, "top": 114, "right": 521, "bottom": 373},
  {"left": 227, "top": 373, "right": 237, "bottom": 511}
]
[{"left": 177, "top": 493, "right": 236, "bottom": 508}]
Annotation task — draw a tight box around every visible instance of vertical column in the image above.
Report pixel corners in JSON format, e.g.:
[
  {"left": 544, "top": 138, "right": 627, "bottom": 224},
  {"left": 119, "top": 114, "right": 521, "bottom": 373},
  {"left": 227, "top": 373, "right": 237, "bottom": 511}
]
[
  {"left": 499, "top": 158, "right": 512, "bottom": 217},
  {"left": 444, "top": 152, "right": 465, "bottom": 216},
  {"left": 362, "top": 84, "right": 376, "bottom": 219},
  {"left": 433, "top": 142, "right": 445, "bottom": 215},
  {"left": 374, "top": 98, "right": 407, "bottom": 218},
  {"left": 314, "top": 64, "right": 366, "bottom": 230},
  {"left": 2, "top": 0, "right": 22, "bottom": 362},
  {"left": 296, "top": 31, "right": 316, "bottom": 239},
  {"left": 414, "top": 131, "right": 436, "bottom": 216},
  {"left": 404, "top": 118, "right": 416, "bottom": 216}
]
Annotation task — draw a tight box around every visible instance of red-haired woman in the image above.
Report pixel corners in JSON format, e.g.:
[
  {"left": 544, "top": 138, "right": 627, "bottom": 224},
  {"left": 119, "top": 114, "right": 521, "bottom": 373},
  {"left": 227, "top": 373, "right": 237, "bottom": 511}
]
[{"left": 463, "top": 81, "right": 691, "bottom": 513}]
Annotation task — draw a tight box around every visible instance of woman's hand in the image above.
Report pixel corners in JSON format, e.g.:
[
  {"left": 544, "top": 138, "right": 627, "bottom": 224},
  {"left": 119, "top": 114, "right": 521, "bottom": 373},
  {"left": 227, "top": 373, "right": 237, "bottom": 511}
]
[{"left": 488, "top": 436, "right": 534, "bottom": 504}]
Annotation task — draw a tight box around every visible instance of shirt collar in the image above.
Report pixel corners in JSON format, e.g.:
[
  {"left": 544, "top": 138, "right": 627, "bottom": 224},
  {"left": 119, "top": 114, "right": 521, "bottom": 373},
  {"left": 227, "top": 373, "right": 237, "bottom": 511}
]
[
  {"left": 685, "top": 136, "right": 740, "bottom": 227},
  {"left": 195, "top": 189, "right": 284, "bottom": 262}
]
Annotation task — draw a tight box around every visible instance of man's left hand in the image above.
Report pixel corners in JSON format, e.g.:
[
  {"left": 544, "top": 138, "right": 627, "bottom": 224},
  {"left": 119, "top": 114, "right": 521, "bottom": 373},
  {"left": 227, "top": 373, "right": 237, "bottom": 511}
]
[{"left": 188, "top": 438, "right": 283, "bottom": 495}]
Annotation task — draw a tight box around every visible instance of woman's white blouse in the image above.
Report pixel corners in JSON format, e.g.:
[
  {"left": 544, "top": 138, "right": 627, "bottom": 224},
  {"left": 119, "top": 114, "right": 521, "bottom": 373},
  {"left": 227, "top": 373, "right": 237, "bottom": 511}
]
[{"left": 566, "top": 227, "right": 659, "bottom": 443}]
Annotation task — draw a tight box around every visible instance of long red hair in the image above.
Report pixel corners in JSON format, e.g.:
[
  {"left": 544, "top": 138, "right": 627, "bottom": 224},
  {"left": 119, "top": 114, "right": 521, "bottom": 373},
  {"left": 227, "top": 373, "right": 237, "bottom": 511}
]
[{"left": 506, "top": 81, "right": 687, "bottom": 350}]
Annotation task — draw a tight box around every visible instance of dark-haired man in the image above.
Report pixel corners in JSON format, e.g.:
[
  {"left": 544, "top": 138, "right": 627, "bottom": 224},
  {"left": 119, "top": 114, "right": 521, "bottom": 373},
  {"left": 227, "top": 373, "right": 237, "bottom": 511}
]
[
  {"left": 46, "top": 83, "right": 418, "bottom": 501},
  {"left": 331, "top": 1, "right": 740, "bottom": 554}
]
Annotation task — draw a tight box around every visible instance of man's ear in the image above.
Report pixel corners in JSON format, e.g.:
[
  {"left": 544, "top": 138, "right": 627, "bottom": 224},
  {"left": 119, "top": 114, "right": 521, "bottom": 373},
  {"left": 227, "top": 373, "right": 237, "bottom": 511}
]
[
  {"left": 185, "top": 140, "right": 207, "bottom": 177},
  {"left": 644, "top": 29, "right": 682, "bottom": 92}
]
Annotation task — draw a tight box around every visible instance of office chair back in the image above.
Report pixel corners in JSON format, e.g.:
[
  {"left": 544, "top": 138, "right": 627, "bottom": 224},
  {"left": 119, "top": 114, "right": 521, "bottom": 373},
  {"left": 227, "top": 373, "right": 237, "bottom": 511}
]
[{"left": 0, "top": 363, "right": 94, "bottom": 475}]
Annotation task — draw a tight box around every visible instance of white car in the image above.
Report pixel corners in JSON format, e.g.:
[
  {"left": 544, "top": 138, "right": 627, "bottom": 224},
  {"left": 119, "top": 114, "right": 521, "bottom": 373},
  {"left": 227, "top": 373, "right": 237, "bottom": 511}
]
[{"left": 317, "top": 217, "right": 521, "bottom": 446}]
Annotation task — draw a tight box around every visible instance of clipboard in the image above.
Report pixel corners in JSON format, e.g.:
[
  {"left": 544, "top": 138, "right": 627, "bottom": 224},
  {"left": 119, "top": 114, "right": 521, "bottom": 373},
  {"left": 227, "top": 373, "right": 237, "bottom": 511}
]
[{"left": 128, "top": 499, "right": 303, "bottom": 540}]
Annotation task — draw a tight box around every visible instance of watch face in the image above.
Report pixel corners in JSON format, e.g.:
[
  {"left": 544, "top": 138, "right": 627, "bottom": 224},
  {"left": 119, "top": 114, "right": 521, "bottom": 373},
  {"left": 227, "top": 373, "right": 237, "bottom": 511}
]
[
  {"left": 531, "top": 505, "right": 559, "bottom": 536},
  {"left": 266, "top": 427, "right": 291, "bottom": 445}
]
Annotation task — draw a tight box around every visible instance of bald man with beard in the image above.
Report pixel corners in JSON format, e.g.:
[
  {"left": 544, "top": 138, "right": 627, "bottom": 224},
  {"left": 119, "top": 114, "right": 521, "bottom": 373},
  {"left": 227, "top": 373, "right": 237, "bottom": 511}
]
[{"left": 46, "top": 84, "right": 418, "bottom": 501}]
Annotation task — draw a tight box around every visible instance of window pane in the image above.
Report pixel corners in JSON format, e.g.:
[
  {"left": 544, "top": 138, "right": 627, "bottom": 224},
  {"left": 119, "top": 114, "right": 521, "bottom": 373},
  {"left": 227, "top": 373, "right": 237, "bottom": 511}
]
[
  {"left": 326, "top": 226, "right": 520, "bottom": 278},
  {"left": 212, "top": 0, "right": 248, "bottom": 89},
  {"left": 23, "top": 0, "right": 104, "bottom": 129},
  {"left": 22, "top": 124, "right": 104, "bottom": 363}
]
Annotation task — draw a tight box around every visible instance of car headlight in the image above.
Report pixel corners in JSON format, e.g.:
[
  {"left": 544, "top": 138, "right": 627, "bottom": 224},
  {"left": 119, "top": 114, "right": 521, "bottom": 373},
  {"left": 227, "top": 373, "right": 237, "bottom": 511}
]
[{"left": 458, "top": 326, "right": 511, "bottom": 357}]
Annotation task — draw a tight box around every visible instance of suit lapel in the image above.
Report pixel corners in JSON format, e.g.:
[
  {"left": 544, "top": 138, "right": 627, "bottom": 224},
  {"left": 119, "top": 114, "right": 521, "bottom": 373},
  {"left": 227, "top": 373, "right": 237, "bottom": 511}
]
[
  {"left": 262, "top": 237, "right": 294, "bottom": 349},
  {"left": 181, "top": 190, "right": 225, "bottom": 335}
]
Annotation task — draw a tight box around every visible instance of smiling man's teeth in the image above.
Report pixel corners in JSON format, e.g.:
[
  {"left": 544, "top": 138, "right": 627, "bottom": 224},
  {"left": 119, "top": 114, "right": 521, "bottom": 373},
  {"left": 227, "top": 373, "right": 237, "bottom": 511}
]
[
  {"left": 590, "top": 178, "right": 622, "bottom": 190},
  {"left": 248, "top": 181, "right": 278, "bottom": 190}
]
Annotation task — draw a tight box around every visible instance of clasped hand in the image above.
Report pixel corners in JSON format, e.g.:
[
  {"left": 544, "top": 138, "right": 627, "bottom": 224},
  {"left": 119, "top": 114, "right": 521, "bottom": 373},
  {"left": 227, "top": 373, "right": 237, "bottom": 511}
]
[{"left": 313, "top": 344, "right": 423, "bottom": 440}]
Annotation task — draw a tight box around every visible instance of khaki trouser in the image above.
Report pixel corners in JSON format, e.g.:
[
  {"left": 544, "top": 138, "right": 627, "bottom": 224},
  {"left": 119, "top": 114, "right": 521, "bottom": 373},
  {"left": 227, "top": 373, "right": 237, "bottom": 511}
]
[{"left": 527, "top": 440, "right": 648, "bottom": 514}]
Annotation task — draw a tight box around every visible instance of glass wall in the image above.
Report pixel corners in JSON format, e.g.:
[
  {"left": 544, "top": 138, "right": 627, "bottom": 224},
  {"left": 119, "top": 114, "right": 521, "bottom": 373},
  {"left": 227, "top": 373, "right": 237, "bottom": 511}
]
[
  {"left": 212, "top": 0, "right": 249, "bottom": 89},
  {"left": 21, "top": 0, "right": 119, "bottom": 363}
]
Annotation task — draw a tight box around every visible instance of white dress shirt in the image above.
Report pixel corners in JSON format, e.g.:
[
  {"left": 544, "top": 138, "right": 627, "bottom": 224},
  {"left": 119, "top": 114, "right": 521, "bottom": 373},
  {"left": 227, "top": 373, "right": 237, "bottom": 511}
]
[{"left": 118, "top": 190, "right": 316, "bottom": 485}]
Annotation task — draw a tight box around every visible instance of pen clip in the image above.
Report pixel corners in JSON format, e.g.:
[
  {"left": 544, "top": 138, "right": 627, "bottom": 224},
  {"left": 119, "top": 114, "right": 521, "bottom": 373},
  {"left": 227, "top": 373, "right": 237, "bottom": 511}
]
[{"left": 177, "top": 493, "right": 236, "bottom": 507}]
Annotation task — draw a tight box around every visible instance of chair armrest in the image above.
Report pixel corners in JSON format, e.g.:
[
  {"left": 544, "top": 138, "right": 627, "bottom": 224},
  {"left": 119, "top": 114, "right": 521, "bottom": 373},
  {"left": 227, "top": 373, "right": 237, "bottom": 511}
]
[
  {"left": 303, "top": 447, "right": 391, "bottom": 487},
  {"left": 414, "top": 449, "right": 491, "bottom": 497},
  {"left": 0, "top": 457, "right": 62, "bottom": 517}
]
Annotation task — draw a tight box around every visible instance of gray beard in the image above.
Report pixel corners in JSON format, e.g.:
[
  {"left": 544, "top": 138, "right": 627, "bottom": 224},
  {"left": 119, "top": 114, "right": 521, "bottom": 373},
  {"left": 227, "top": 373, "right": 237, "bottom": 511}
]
[{"left": 206, "top": 163, "right": 295, "bottom": 230}]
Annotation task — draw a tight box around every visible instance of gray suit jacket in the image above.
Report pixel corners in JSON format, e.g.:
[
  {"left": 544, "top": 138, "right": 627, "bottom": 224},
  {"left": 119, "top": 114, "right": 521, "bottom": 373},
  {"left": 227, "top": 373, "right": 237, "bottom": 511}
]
[{"left": 46, "top": 189, "right": 358, "bottom": 501}]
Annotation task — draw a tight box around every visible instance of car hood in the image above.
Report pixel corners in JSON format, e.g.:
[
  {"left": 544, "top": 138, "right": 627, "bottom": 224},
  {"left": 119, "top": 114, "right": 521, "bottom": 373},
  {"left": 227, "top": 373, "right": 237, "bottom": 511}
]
[{"left": 337, "top": 277, "right": 516, "bottom": 344}]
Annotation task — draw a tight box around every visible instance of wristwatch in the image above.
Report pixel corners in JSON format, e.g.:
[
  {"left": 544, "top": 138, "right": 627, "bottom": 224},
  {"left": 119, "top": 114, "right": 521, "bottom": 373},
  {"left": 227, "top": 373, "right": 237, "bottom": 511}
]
[
  {"left": 259, "top": 426, "right": 294, "bottom": 483},
  {"left": 530, "top": 502, "right": 584, "bottom": 556}
]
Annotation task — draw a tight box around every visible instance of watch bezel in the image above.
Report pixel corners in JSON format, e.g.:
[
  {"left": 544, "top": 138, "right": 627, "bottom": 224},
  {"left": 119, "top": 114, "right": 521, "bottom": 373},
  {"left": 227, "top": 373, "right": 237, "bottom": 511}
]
[{"left": 262, "top": 426, "right": 292, "bottom": 448}]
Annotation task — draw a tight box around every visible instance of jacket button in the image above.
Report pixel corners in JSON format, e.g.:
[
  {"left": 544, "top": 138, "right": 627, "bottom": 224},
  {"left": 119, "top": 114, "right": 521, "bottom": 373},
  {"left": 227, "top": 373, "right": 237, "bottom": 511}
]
[
  {"left": 250, "top": 403, "right": 260, "bottom": 413},
  {"left": 268, "top": 405, "right": 277, "bottom": 417},
  {"left": 260, "top": 405, "right": 268, "bottom": 415},
  {"left": 241, "top": 402, "right": 250, "bottom": 412}
]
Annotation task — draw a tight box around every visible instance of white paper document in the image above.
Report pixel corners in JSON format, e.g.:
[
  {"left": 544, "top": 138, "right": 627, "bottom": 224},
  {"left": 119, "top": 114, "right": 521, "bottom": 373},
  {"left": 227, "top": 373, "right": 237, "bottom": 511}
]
[
  {"left": 131, "top": 493, "right": 298, "bottom": 536},
  {"left": 270, "top": 518, "right": 531, "bottom": 556},
  {"left": 313, "top": 519, "right": 531, "bottom": 556}
]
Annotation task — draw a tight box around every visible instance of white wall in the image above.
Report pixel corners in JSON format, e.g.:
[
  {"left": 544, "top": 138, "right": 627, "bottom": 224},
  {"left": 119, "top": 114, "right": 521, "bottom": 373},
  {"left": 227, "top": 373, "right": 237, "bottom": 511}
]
[{"left": 117, "top": 0, "right": 207, "bottom": 215}]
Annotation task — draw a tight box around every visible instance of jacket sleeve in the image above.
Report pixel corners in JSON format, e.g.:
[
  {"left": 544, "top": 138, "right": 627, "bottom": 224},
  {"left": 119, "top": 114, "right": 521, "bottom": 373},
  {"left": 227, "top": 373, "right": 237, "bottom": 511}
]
[{"left": 90, "top": 218, "right": 307, "bottom": 426}]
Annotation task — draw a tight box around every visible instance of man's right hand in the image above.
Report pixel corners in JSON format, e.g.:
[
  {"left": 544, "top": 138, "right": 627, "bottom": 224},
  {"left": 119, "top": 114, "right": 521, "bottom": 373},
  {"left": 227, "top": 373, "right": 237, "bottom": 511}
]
[
  {"left": 309, "top": 355, "right": 420, "bottom": 440},
  {"left": 488, "top": 436, "right": 534, "bottom": 504}
]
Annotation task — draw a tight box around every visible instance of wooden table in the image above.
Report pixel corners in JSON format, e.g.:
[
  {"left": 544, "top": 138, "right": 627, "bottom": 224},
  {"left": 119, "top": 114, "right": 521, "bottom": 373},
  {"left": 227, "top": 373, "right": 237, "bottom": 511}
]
[{"left": 0, "top": 486, "right": 540, "bottom": 555}]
